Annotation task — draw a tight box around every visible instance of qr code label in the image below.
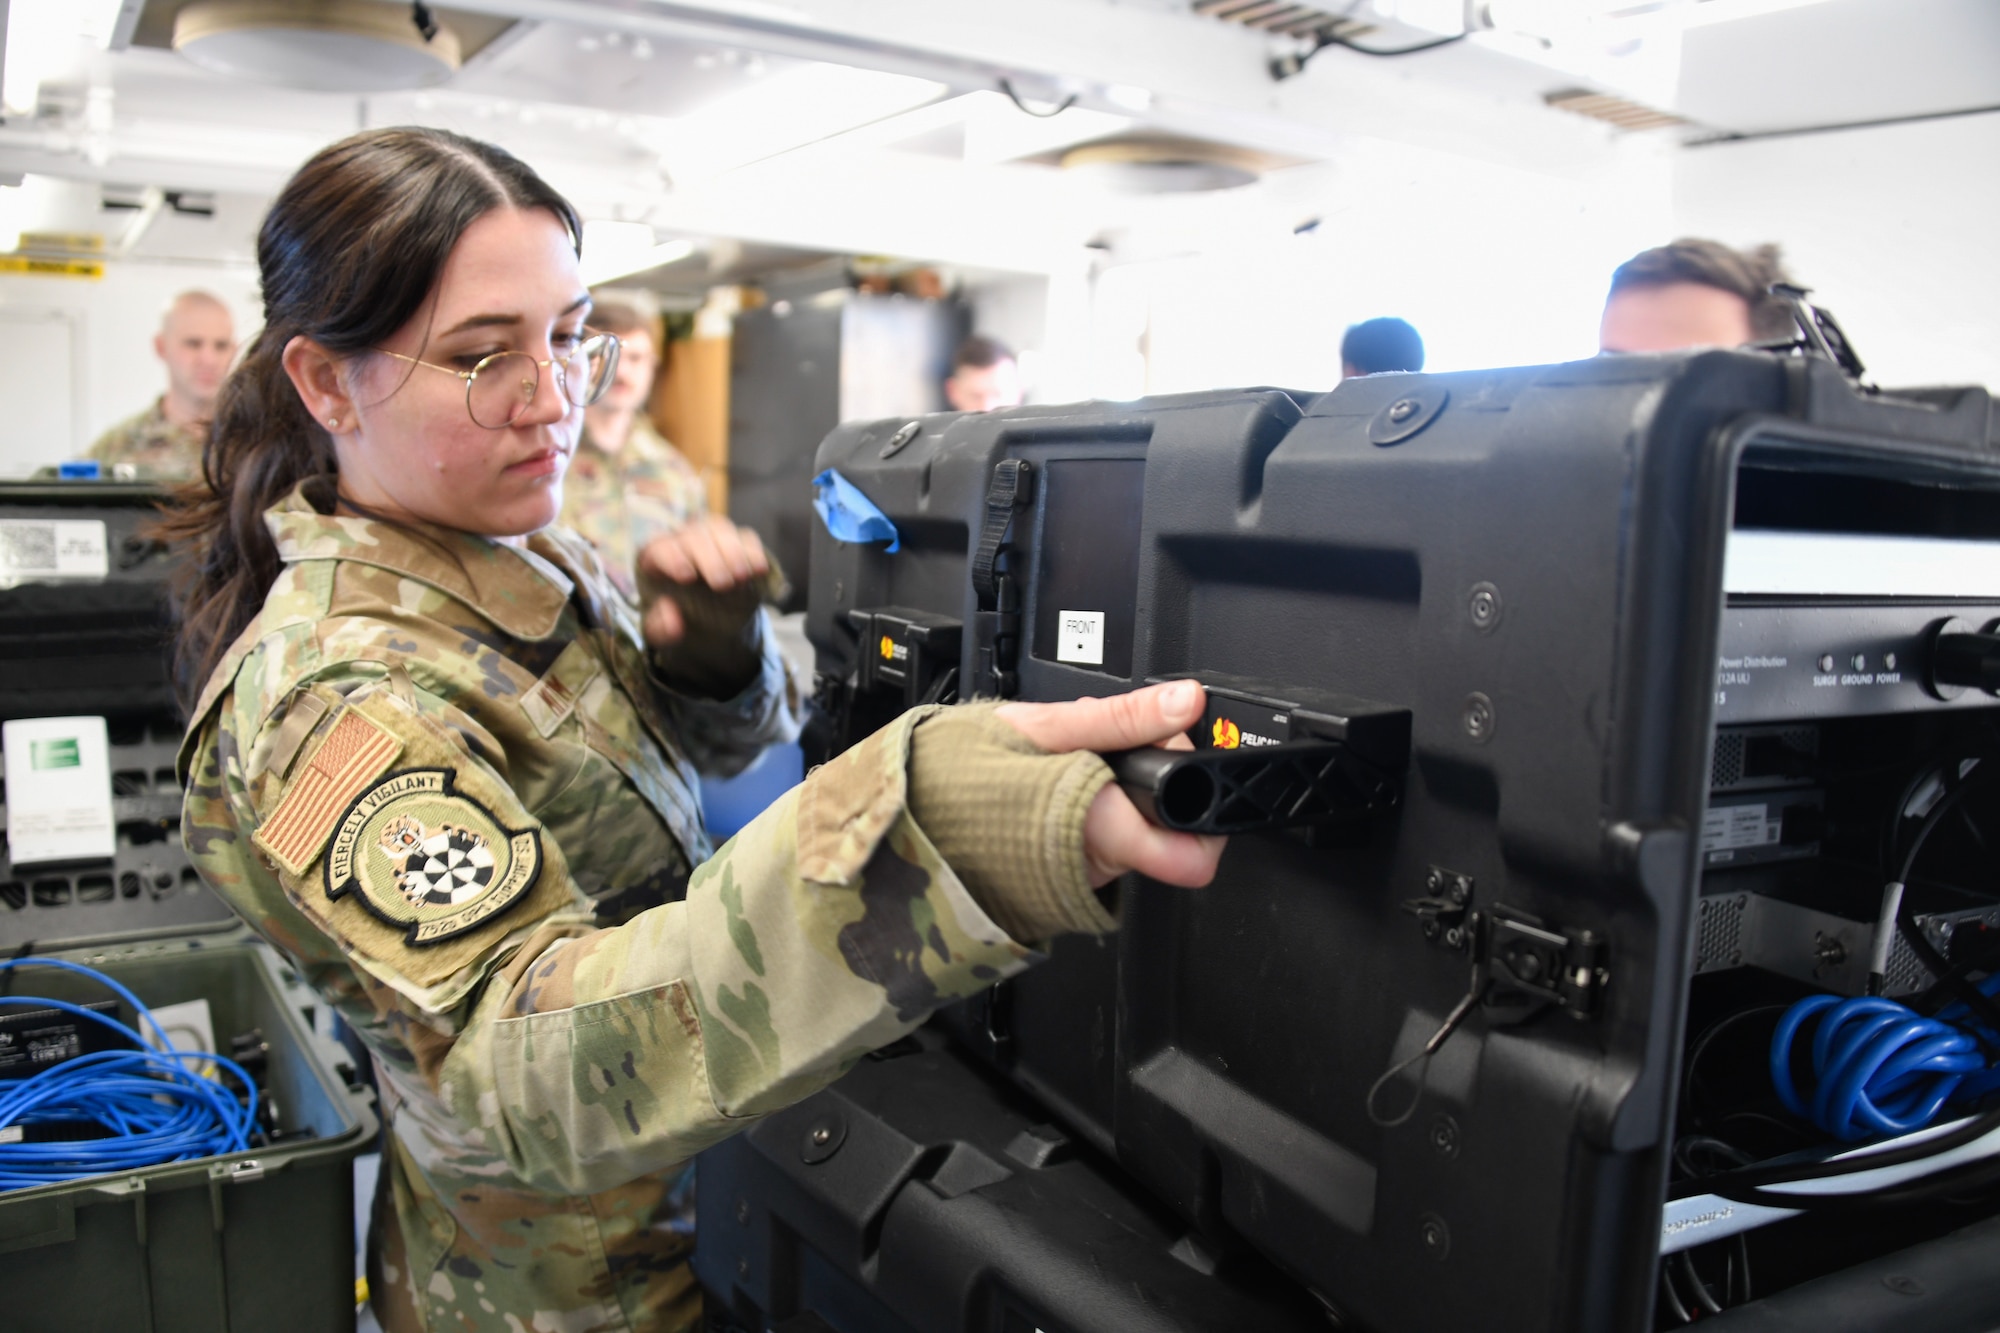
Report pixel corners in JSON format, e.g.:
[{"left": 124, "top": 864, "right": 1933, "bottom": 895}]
[
  {"left": 0, "top": 520, "right": 108, "bottom": 580},
  {"left": 0, "top": 523, "right": 55, "bottom": 573}
]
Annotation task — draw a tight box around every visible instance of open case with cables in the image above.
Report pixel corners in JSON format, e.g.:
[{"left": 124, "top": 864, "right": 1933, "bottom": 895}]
[
  {"left": 1656, "top": 439, "right": 2000, "bottom": 1327},
  {"left": 0, "top": 482, "right": 377, "bottom": 1333},
  {"left": 694, "top": 321, "right": 2000, "bottom": 1333}
]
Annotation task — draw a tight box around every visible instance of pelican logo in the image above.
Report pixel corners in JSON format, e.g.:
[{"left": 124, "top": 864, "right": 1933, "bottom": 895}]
[
  {"left": 1212, "top": 717, "right": 1241, "bottom": 749},
  {"left": 880, "top": 635, "right": 896, "bottom": 661}
]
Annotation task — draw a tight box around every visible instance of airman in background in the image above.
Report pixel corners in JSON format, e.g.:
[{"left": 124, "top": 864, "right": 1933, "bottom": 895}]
[
  {"left": 1599, "top": 238, "right": 1797, "bottom": 354},
  {"left": 944, "top": 334, "right": 1024, "bottom": 413},
  {"left": 558, "top": 292, "right": 708, "bottom": 600},
  {"left": 84, "top": 289, "right": 237, "bottom": 479},
  {"left": 1339, "top": 316, "right": 1425, "bottom": 380}
]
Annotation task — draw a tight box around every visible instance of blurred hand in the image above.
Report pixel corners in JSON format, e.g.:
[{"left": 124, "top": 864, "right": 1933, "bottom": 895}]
[
  {"left": 635, "top": 517, "right": 770, "bottom": 650},
  {"left": 997, "top": 680, "right": 1224, "bottom": 890}
]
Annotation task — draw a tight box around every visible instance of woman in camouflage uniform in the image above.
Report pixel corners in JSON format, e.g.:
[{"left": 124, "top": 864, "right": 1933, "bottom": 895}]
[{"left": 163, "top": 127, "right": 1220, "bottom": 1333}]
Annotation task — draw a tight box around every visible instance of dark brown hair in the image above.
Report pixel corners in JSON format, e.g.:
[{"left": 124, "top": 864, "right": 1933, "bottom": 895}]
[
  {"left": 1608, "top": 238, "right": 1797, "bottom": 342},
  {"left": 159, "top": 127, "right": 581, "bottom": 708},
  {"left": 951, "top": 334, "right": 1015, "bottom": 374}
]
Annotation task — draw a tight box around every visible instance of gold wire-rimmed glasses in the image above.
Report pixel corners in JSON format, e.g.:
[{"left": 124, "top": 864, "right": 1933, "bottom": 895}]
[{"left": 377, "top": 331, "right": 622, "bottom": 429}]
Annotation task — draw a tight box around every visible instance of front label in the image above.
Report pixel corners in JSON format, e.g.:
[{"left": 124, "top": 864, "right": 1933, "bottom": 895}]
[
  {"left": 1056, "top": 609, "right": 1106, "bottom": 666},
  {"left": 325, "top": 768, "right": 542, "bottom": 946}
]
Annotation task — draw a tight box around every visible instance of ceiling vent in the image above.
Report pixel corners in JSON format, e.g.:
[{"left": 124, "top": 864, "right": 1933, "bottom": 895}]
[
  {"left": 1543, "top": 88, "right": 1691, "bottom": 132},
  {"left": 172, "top": 0, "right": 463, "bottom": 92},
  {"left": 1189, "top": 0, "right": 1377, "bottom": 43}
]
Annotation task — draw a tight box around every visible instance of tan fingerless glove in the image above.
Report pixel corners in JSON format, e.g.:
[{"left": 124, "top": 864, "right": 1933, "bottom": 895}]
[
  {"left": 904, "top": 702, "right": 1119, "bottom": 944},
  {"left": 641, "top": 564, "right": 789, "bottom": 699}
]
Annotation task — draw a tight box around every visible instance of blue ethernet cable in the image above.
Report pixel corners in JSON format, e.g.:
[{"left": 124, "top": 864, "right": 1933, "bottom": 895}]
[{"left": 0, "top": 957, "right": 259, "bottom": 1188}]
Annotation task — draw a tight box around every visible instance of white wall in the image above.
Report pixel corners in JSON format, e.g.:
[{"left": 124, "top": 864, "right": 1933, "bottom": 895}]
[
  {"left": 0, "top": 261, "right": 260, "bottom": 470},
  {"left": 1071, "top": 137, "right": 1674, "bottom": 399},
  {"left": 1672, "top": 114, "right": 2000, "bottom": 391},
  {"left": 1052, "top": 112, "right": 2000, "bottom": 403}
]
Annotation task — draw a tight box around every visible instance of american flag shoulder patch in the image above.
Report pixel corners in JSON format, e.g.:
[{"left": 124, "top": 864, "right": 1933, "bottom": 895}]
[{"left": 253, "top": 707, "right": 404, "bottom": 878}]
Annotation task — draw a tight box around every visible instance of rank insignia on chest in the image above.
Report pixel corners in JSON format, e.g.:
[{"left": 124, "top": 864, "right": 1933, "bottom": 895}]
[{"left": 323, "top": 768, "right": 543, "bottom": 946}]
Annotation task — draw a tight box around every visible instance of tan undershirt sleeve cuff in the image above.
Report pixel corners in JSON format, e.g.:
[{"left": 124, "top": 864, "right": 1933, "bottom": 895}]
[{"left": 904, "top": 702, "right": 1118, "bottom": 944}]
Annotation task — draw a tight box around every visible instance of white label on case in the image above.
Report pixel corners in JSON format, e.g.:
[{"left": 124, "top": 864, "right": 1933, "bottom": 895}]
[
  {"left": 1056, "top": 610, "right": 1106, "bottom": 667},
  {"left": 0, "top": 519, "right": 107, "bottom": 580}
]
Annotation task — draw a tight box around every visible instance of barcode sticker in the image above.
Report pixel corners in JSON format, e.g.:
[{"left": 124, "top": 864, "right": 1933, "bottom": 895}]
[{"left": 0, "top": 520, "right": 108, "bottom": 580}]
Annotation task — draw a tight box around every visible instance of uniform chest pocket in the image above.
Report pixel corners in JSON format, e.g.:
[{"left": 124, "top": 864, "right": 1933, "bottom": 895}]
[
  {"left": 520, "top": 640, "right": 600, "bottom": 739},
  {"left": 520, "top": 639, "right": 706, "bottom": 893}
]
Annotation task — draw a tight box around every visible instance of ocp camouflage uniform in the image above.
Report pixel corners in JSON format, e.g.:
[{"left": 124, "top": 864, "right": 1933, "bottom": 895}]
[
  {"left": 559, "top": 417, "right": 708, "bottom": 601},
  {"left": 83, "top": 397, "right": 205, "bottom": 479},
  {"left": 178, "top": 481, "right": 1101, "bottom": 1332}
]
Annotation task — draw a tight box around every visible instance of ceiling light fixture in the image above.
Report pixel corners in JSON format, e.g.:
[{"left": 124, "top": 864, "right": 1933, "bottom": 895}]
[
  {"left": 580, "top": 221, "right": 697, "bottom": 286},
  {"left": 172, "top": 0, "right": 463, "bottom": 93},
  {"left": 2, "top": 0, "right": 126, "bottom": 118},
  {"left": 654, "top": 62, "right": 947, "bottom": 184},
  {"left": 1678, "top": 0, "right": 1841, "bottom": 27},
  {"left": 1060, "top": 138, "right": 1263, "bottom": 193}
]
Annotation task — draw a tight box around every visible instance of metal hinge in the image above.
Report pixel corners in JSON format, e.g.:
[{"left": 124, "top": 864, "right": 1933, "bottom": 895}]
[
  {"left": 1485, "top": 906, "right": 1608, "bottom": 1021},
  {"left": 1403, "top": 867, "right": 1609, "bottom": 1021},
  {"left": 1402, "top": 865, "right": 1474, "bottom": 953},
  {"left": 211, "top": 1157, "right": 265, "bottom": 1184}
]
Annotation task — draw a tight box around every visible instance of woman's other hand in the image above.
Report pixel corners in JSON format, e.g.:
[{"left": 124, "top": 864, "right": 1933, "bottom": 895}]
[
  {"left": 996, "top": 680, "right": 1225, "bottom": 890},
  {"left": 636, "top": 517, "right": 777, "bottom": 698},
  {"left": 636, "top": 517, "right": 770, "bottom": 651}
]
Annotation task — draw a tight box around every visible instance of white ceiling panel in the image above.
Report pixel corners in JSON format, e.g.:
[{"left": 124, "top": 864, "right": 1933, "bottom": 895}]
[{"left": 1677, "top": 0, "right": 2000, "bottom": 134}]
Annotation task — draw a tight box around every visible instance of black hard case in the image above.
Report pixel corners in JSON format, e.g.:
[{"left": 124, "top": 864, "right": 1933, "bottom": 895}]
[
  {"left": 695, "top": 1035, "right": 1331, "bottom": 1333},
  {"left": 0, "top": 483, "right": 378, "bottom": 1333},
  {"left": 776, "top": 353, "right": 2000, "bottom": 1332}
]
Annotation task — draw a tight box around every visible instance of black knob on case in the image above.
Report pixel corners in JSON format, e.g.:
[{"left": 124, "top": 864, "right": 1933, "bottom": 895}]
[{"left": 1928, "top": 618, "right": 2000, "bottom": 699}]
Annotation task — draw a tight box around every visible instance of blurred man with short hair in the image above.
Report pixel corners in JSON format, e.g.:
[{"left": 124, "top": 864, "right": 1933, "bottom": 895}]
[
  {"left": 85, "top": 290, "right": 236, "bottom": 479},
  {"left": 1340, "top": 316, "right": 1425, "bottom": 380},
  {"left": 945, "top": 334, "right": 1023, "bottom": 413},
  {"left": 1599, "top": 238, "right": 1797, "bottom": 353}
]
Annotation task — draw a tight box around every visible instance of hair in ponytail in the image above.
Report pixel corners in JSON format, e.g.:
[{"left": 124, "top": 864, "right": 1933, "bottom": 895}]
[{"left": 159, "top": 127, "right": 581, "bottom": 710}]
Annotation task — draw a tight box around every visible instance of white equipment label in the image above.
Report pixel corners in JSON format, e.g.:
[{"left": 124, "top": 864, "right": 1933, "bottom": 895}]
[
  {"left": 1056, "top": 610, "right": 1105, "bottom": 666},
  {"left": 1701, "top": 802, "right": 1780, "bottom": 857},
  {"left": 3, "top": 715, "right": 116, "bottom": 865},
  {"left": 0, "top": 519, "right": 108, "bottom": 583}
]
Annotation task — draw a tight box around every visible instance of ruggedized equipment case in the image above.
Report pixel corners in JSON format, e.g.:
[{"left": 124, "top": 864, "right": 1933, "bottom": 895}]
[
  {"left": 694, "top": 1031, "right": 1332, "bottom": 1333},
  {"left": 694, "top": 350, "right": 2000, "bottom": 1332},
  {"left": 0, "top": 482, "right": 378, "bottom": 1333}
]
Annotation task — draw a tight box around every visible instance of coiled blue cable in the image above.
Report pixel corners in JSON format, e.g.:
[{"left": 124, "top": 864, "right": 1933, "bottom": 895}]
[
  {"left": 1771, "top": 974, "right": 2000, "bottom": 1142},
  {"left": 0, "top": 957, "right": 259, "bottom": 1189}
]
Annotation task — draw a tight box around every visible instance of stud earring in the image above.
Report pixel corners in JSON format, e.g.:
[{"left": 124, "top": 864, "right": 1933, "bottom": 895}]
[{"left": 326, "top": 416, "right": 340, "bottom": 429}]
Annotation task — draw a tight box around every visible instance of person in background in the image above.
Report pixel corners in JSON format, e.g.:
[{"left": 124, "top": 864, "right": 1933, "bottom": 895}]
[
  {"left": 944, "top": 334, "right": 1024, "bottom": 412},
  {"left": 558, "top": 293, "right": 708, "bottom": 600},
  {"left": 84, "top": 289, "right": 237, "bottom": 479},
  {"left": 1340, "top": 316, "right": 1425, "bottom": 380},
  {"left": 1599, "top": 238, "right": 1797, "bottom": 353}
]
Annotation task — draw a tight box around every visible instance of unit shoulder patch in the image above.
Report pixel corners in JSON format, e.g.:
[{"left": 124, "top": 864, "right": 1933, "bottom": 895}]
[{"left": 324, "top": 768, "right": 544, "bottom": 947}]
